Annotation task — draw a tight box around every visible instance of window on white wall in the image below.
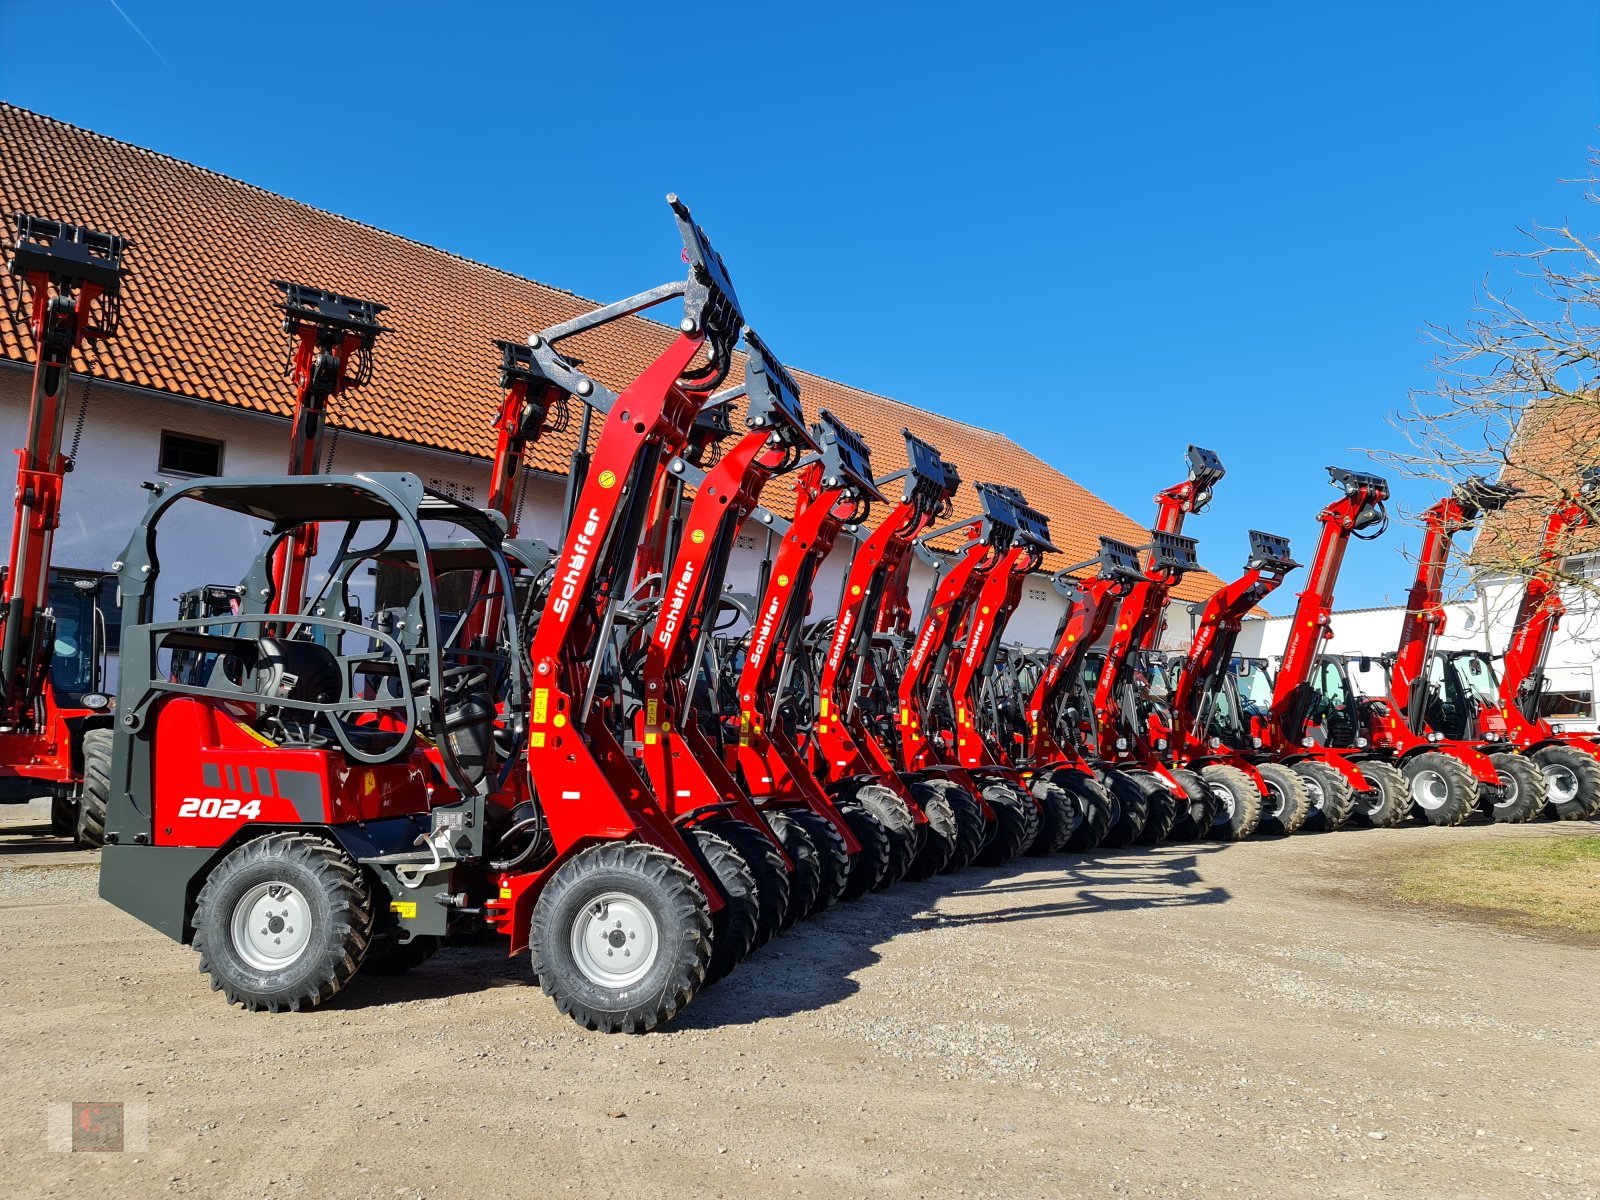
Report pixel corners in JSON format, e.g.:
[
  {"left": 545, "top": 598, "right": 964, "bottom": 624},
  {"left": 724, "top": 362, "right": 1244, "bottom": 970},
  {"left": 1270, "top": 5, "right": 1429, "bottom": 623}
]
[{"left": 158, "top": 431, "right": 223, "bottom": 478}]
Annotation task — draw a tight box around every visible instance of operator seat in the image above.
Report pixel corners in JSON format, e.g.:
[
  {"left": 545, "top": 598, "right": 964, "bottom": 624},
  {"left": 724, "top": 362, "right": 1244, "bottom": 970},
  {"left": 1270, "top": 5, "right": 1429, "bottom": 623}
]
[{"left": 253, "top": 637, "right": 342, "bottom": 705}]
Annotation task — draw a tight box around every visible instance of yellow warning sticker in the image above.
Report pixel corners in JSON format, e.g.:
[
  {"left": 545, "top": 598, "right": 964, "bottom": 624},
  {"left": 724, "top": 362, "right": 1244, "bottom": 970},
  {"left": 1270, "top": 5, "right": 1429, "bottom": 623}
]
[
  {"left": 598, "top": 470, "right": 617, "bottom": 489},
  {"left": 532, "top": 731, "right": 546, "bottom": 748},
  {"left": 499, "top": 887, "right": 512, "bottom": 900},
  {"left": 691, "top": 529, "right": 706, "bottom": 544},
  {"left": 363, "top": 771, "right": 377, "bottom": 796},
  {"left": 819, "top": 697, "right": 829, "bottom": 716},
  {"left": 777, "top": 574, "right": 789, "bottom": 587},
  {"left": 390, "top": 901, "right": 417, "bottom": 919},
  {"left": 532, "top": 688, "right": 549, "bottom": 725},
  {"left": 646, "top": 699, "right": 659, "bottom": 727}
]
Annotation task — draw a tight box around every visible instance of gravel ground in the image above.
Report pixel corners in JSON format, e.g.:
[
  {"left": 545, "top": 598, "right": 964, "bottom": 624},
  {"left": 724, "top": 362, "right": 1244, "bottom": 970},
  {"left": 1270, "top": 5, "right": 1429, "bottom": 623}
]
[{"left": 1, "top": 807, "right": 1597, "bottom": 1199}]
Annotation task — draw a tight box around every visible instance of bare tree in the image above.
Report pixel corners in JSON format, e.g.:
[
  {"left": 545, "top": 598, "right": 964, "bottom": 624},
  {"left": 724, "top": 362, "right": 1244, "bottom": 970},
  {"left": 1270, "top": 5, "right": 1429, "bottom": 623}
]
[{"left": 1378, "top": 154, "right": 1600, "bottom": 611}]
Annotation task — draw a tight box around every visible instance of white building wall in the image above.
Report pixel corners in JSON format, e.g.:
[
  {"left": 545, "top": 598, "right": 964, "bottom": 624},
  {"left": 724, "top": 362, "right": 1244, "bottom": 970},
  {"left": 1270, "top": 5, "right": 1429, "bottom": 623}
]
[
  {"left": 1236, "top": 575, "right": 1600, "bottom": 732},
  {"left": 0, "top": 372, "right": 1089, "bottom": 655}
]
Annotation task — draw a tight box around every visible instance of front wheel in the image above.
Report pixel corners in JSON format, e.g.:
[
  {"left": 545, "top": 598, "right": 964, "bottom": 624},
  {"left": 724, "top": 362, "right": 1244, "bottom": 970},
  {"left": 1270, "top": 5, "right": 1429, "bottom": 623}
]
[
  {"left": 1295, "top": 760, "right": 1356, "bottom": 832},
  {"left": 74, "top": 727, "right": 113, "bottom": 849},
  {"left": 1167, "top": 768, "right": 1217, "bottom": 842},
  {"left": 1350, "top": 759, "right": 1408, "bottom": 828},
  {"left": 1532, "top": 743, "right": 1600, "bottom": 820},
  {"left": 1201, "top": 763, "right": 1260, "bottom": 840},
  {"left": 1487, "top": 754, "right": 1546, "bottom": 824},
  {"left": 973, "top": 781, "right": 1038, "bottom": 866},
  {"left": 1255, "top": 762, "right": 1311, "bottom": 835},
  {"left": 192, "top": 832, "right": 373, "bottom": 1012},
  {"left": 530, "top": 840, "right": 712, "bottom": 1033},
  {"left": 904, "top": 780, "right": 958, "bottom": 879},
  {"left": 1402, "top": 752, "right": 1477, "bottom": 827}
]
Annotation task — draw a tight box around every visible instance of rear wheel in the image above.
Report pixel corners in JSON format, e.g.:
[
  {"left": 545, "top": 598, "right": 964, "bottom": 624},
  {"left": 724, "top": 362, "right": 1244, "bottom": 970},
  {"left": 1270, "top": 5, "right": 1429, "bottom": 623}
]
[
  {"left": 1295, "top": 760, "right": 1355, "bottom": 832},
  {"left": 856, "top": 783, "right": 918, "bottom": 888},
  {"left": 940, "top": 781, "right": 987, "bottom": 872},
  {"left": 705, "top": 817, "right": 790, "bottom": 954},
  {"left": 1061, "top": 771, "right": 1117, "bottom": 852},
  {"left": 766, "top": 810, "right": 822, "bottom": 928},
  {"left": 785, "top": 809, "right": 850, "bottom": 915},
  {"left": 838, "top": 804, "right": 892, "bottom": 900},
  {"left": 1350, "top": 759, "right": 1408, "bottom": 828},
  {"left": 50, "top": 787, "right": 77, "bottom": 838},
  {"left": 1100, "top": 769, "right": 1151, "bottom": 849},
  {"left": 1027, "top": 777, "right": 1077, "bottom": 854},
  {"left": 1487, "top": 754, "right": 1546, "bottom": 824},
  {"left": 1255, "top": 762, "right": 1310, "bottom": 835},
  {"left": 192, "top": 832, "right": 372, "bottom": 1012},
  {"left": 530, "top": 840, "right": 711, "bottom": 1033},
  {"left": 1202, "top": 763, "right": 1261, "bottom": 840},
  {"left": 973, "top": 780, "right": 1037, "bottom": 867},
  {"left": 1402, "top": 752, "right": 1477, "bottom": 827},
  {"left": 74, "top": 727, "right": 113, "bottom": 849},
  {"left": 682, "top": 826, "right": 758, "bottom": 985},
  {"left": 904, "top": 780, "right": 958, "bottom": 879},
  {"left": 1132, "top": 777, "right": 1179, "bottom": 846},
  {"left": 1532, "top": 743, "right": 1600, "bottom": 820},
  {"left": 1167, "top": 768, "right": 1216, "bottom": 841}
]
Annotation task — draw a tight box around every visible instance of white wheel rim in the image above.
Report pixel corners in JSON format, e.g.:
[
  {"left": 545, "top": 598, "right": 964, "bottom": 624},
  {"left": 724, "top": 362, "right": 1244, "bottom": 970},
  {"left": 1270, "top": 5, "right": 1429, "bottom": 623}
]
[
  {"left": 1263, "top": 781, "right": 1286, "bottom": 820},
  {"left": 1410, "top": 768, "right": 1449, "bottom": 811},
  {"left": 570, "top": 891, "right": 660, "bottom": 989},
  {"left": 1495, "top": 772, "right": 1518, "bottom": 810},
  {"left": 231, "top": 881, "right": 313, "bottom": 973},
  {"left": 1301, "top": 775, "right": 1326, "bottom": 811},
  {"left": 1543, "top": 764, "right": 1579, "bottom": 806},
  {"left": 1208, "top": 783, "right": 1236, "bottom": 821}
]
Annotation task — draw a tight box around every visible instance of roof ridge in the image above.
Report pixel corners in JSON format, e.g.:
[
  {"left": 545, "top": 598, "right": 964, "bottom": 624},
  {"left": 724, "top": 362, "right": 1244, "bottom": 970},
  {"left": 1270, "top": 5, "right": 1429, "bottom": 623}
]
[{"left": 0, "top": 102, "right": 609, "bottom": 313}]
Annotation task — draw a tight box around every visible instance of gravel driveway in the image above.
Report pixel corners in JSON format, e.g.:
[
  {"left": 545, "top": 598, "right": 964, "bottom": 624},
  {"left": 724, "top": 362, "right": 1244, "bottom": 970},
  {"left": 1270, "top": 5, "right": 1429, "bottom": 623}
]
[{"left": 2, "top": 809, "right": 1596, "bottom": 1199}]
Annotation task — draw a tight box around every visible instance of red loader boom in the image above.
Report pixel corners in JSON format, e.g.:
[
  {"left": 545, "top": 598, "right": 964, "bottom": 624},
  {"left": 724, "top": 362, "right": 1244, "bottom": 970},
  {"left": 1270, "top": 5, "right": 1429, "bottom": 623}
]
[{"left": 0, "top": 215, "right": 127, "bottom": 832}]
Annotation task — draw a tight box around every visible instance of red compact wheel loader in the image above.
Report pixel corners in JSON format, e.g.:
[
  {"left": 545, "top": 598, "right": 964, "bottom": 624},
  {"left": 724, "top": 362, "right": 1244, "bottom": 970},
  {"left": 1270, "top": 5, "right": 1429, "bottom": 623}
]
[
  {"left": 1420, "top": 467, "right": 1600, "bottom": 820},
  {"left": 1161, "top": 530, "right": 1308, "bottom": 840},
  {"left": 93, "top": 197, "right": 795, "bottom": 1033},
  {"left": 0, "top": 215, "right": 128, "bottom": 843}
]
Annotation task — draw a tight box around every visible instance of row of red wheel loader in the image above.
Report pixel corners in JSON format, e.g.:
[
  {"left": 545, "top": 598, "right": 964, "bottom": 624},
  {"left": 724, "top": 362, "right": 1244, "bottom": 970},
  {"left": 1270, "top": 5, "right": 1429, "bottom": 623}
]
[{"left": 4, "top": 199, "right": 1596, "bottom": 1032}]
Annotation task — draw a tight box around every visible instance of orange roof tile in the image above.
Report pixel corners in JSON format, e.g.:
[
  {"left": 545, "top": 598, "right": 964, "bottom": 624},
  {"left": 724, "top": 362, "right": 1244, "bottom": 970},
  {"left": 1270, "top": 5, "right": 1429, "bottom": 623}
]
[{"left": 0, "top": 103, "right": 1225, "bottom": 602}]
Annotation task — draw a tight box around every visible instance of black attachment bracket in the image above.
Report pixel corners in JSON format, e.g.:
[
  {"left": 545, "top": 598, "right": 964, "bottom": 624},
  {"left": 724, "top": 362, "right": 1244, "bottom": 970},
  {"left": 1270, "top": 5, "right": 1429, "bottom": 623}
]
[
  {"left": 1245, "top": 529, "right": 1299, "bottom": 576},
  {"left": 1149, "top": 529, "right": 1200, "bottom": 575}
]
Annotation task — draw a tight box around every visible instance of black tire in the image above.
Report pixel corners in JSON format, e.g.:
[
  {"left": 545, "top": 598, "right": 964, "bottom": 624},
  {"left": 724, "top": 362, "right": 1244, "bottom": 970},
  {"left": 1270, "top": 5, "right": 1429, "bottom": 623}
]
[
  {"left": 50, "top": 788, "right": 77, "bottom": 838},
  {"left": 1167, "top": 768, "right": 1216, "bottom": 841},
  {"left": 904, "top": 780, "right": 958, "bottom": 879},
  {"left": 973, "top": 780, "right": 1037, "bottom": 867},
  {"left": 1486, "top": 753, "right": 1546, "bottom": 824},
  {"left": 1100, "top": 769, "right": 1151, "bottom": 849},
  {"left": 766, "top": 810, "right": 822, "bottom": 928},
  {"left": 939, "top": 781, "right": 987, "bottom": 872},
  {"left": 74, "top": 727, "right": 113, "bottom": 849},
  {"left": 1201, "top": 763, "right": 1261, "bottom": 841},
  {"left": 1349, "top": 759, "right": 1408, "bottom": 828},
  {"left": 1295, "top": 760, "right": 1356, "bottom": 832},
  {"left": 1532, "top": 743, "right": 1600, "bottom": 820},
  {"left": 837, "top": 804, "right": 892, "bottom": 900},
  {"left": 785, "top": 808, "right": 850, "bottom": 915},
  {"left": 363, "top": 934, "right": 443, "bottom": 975},
  {"left": 705, "top": 817, "right": 790, "bottom": 954},
  {"left": 682, "top": 825, "right": 758, "bottom": 985},
  {"left": 1401, "top": 751, "right": 1477, "bottom": 827},
  {"left": 1255, "top": 761, "right": 1310, "bottom": 836},
  {"left": 1059, "top": 770, "right": 1116, "bottom": 853},
  {"left": 529, "top": 840, "right": 711, "bottom": 1033},
  {"left": 1132, "top": 775, "right": 1179, "bottom": 846},
  {"left": 1027, "top": 777, "right": 1077, "bottom": 854},
  {"left": 853, "top": 783, "right": 917, "bottom": 889},
  {"left": 192, "top": 832, "right": 372, "bottom": 1012}
]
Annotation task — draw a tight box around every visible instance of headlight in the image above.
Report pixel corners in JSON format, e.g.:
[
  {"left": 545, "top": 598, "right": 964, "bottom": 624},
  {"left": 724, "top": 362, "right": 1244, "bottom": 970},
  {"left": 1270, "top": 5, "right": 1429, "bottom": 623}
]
[
  {"left": 1552, "top": 723, "right": 1566, "bottom": 735},
  {"left": 1115, "top": 737, "right": 1129, "bottom": 751},
  {"left": 80, "top": 693, "right": 110, "bottom": 711},
  {"left": 1427, "top": 731, "right": 1443, "bottom": 743},
  {"left": 1251, "top": 736, "right": 1262, "bottom": 748},
  {"left": 1208, "top": 736, "right": 1222, "bottom": 749},
  {"left": 1356, "top": 737, "right": 1368, "bottom": 748},
  {"left": 1483, "top": 731, "right": 1499, "bottom": 742},
  {"left": 1302, "top": 737, "right": 1314, "bottom": 748},
  {"left": 1156, "top": 738, "right": 1168, "bottom": 751}
]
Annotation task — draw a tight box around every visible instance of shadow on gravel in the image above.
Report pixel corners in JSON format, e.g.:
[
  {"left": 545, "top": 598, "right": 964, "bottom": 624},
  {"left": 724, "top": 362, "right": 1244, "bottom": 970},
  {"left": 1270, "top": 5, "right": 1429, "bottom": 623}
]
[
  {"left": 327, "top": 844, "right": 1233, "bottom": 1020},
  {"left": 676, "top": 844, "right": 1233, "bottom": 1029}
]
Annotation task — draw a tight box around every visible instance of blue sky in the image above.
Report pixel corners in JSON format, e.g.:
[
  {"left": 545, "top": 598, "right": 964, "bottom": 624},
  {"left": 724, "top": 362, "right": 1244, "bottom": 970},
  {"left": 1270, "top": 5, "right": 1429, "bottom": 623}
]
[{"left": 4, "top": 0, "right": 1598, "bottom": 613}]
